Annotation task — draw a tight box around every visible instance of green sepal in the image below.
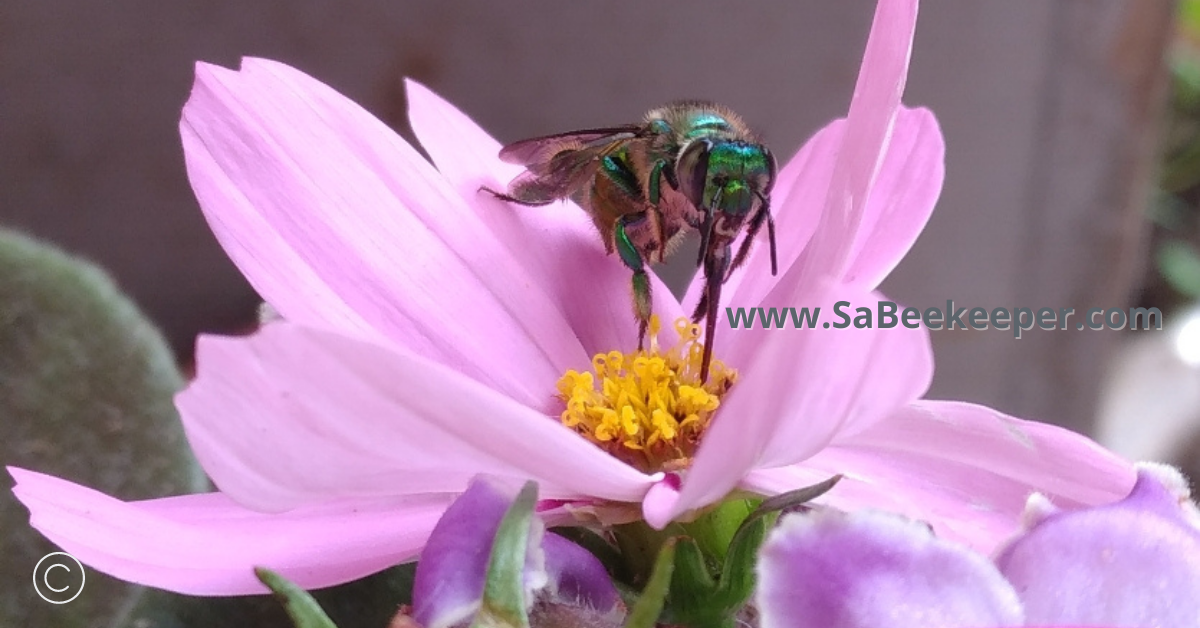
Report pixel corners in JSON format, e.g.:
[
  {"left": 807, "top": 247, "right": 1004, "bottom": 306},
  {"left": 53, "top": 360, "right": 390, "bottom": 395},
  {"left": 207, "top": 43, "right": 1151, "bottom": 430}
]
[
  {"left": 666, "top": 476, "right": 845, "bottom": 626},
  {"left": 712, "top": 475, "right": 845, "bottom": 611},
  {"left": 681, "top": 497, "right": 757, "bottom": 564},
  {"left": 623, "top": 538, "right": 677, "bottom": 628},
  {"left": 472, "top": 481, "right": 539, "bottom": 628},
  {"left": 668, "top": 537, "right": 716, "bottom": 601},
  {"left": 710, "top": 511, "right": 768, "bottom": 613},
  {"left": 255, "top": 568, "right": 339, "bottom": 628},
  {"left": 721, "top": 475, "right": 843, "bottom": 575},
  {"left": 750, "top": 474, "right": 843, "bottom": 521},
  {"left": 611, "top": 519, "right": 677, "bottom": 597},
  {"left": 661, "top": 538, "right": 733, "bottom": 628}
]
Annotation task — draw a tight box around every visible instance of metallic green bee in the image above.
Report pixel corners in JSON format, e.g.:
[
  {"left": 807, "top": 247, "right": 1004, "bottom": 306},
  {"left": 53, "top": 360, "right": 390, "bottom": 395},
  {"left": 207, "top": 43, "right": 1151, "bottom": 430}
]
[{"left": 489, "top": 102, "right": 778, "bottom": 382}]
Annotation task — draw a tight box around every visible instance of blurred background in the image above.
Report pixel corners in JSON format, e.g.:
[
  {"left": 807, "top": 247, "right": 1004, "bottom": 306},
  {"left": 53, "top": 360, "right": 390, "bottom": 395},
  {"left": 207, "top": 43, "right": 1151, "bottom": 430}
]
[{"left": 2, "top": 0, "right": 1197, "bottom": 626}]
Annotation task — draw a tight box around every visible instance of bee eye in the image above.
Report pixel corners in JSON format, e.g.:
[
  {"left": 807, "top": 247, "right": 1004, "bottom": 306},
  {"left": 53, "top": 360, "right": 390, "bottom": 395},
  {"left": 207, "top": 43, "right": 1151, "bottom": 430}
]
[{"left": 676, "top": 139, "right": 711, "bottom": 207}]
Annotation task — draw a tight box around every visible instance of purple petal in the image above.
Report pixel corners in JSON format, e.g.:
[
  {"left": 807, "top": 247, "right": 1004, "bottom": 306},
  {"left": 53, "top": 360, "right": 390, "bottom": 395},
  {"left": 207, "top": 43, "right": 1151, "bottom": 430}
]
[
  {"left": 647, "top": 288, "right": 931, "bottom": 528},
  {"left": 412, "top": 479, "right": 619, "bottom": 628},
  {"left": 757, "top": 509, "right": 1023, "bottom": 628},
  {"left": 8, "top": 467, "right": 451, "bottom": 595},
  {"left": 181, "top": 58, "right": 587, "bottom": 406},
  {"left": 404, "top": 79, "right": 686, "bottom": 355},
  {"left": 177, "top": 322, "right": 653, "bottom": 513},
  {"left": 1124, "top": 462, "right": 1200, "bottom": 522},
  {"left": 412, "top": 478, "right": 540, "bottom": 628},
  {"left": 744, "top": 400, "right": 1135, "bottom": 553},
  {"left": 541, "top": 532, "right": 620, "bottom": 612},
  {"left": 995, "top": 467, "right": 1200, "bottom": 626}
]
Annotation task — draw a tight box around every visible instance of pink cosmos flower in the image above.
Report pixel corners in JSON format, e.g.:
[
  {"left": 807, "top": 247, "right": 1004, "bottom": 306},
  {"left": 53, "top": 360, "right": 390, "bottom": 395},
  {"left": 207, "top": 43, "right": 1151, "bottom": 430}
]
[{"left": 10, "top": 0, "right": 1132, "bottom": 596}]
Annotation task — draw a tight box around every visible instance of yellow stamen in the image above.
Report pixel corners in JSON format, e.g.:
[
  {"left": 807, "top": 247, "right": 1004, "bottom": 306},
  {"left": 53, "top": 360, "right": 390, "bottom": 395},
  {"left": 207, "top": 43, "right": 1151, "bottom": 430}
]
[{"left": 555, "top": 316, "right": 737, "bottom": 473}]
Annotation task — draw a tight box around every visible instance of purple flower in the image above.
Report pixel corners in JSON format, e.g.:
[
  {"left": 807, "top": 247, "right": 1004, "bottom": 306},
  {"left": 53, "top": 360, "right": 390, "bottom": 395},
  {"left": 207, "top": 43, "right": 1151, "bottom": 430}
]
[
  {"left": 995, "top": 463, "right": 1200, "bottom": 626},
  {"left": 757, "top": 465, "right": 1200, "bottom": 628},
  {"left": 411, "top": 477, "right": 620, "bottom": 628}
]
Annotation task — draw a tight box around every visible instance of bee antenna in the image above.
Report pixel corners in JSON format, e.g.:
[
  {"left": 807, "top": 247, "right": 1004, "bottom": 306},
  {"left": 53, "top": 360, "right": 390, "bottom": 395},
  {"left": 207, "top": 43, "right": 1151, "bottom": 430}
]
[{"left": 755, "top": 190, "right": 778, "bottom": 276}]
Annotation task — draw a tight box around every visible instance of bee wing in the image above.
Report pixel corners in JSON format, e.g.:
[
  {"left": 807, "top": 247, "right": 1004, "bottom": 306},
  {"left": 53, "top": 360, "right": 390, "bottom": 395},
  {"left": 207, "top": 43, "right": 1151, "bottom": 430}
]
[
  {"left": 498, "top": 126, "right": 641, "bottom": 171},
  {"left": 502, "top": 166, "right": 600, "bottom": 205},
  {"left": 497, "top": 127, "right": 641, "bottom": 204}
]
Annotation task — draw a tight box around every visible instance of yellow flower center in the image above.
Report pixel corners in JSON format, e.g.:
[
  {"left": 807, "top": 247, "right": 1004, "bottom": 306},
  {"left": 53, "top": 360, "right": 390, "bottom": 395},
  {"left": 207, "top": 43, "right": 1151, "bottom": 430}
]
[{"left": 555, "top": 316, "right": 736, "bottom": 473}]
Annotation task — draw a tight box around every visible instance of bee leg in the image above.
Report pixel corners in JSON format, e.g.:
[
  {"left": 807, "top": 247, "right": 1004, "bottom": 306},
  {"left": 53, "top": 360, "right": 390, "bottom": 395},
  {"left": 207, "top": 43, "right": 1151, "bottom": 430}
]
[
  {"left": 698, "top": 248, "right": 730, "bottom": 383},
  {"left": 645, "top": 160, "right": 676, "bottom": 264},
  {"left": 648, "top": 160, "right": 665, "bottom": 206},
  {"left": 766, "top": 202, "right": 778, "bottom": 275},
  {"left": 479, "top": 185, "right": 553, "bottom": 207},
  {"left": 691, "top": 285, "right": 708, "bottom": 323},
  {"left": 616, "top": 213, "right": 653, "bottom": 351},
  {"left": 650, "top": 207, "right": 668, "bottom": 264},
  {"left": 646, "top": 158, "right": 678, "bottom": 205},
  {"left": 727, "top": 195, "right": 777, "bottom": 280},
  {"left": 696, "top": 204, "right": 715, "bottom": 268},
  {"left": 696, "top": 188, "right": 723, "bottom": 268},
  {"left": 632, "top": 270, "right": 652, "bottom": 351}
]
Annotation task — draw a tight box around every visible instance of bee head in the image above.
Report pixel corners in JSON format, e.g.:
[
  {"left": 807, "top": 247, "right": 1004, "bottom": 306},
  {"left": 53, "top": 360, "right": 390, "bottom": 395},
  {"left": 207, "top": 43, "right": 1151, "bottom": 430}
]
[{"left": 676, "top": 140, "right": 775, "bottom": 218}]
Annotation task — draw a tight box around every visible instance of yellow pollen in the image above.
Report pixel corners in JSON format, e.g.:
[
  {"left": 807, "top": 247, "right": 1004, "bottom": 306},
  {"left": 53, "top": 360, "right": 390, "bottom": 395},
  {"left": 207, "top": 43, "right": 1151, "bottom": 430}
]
[{"left": 555, "top": 316, "right": 737, "bottom": 473}]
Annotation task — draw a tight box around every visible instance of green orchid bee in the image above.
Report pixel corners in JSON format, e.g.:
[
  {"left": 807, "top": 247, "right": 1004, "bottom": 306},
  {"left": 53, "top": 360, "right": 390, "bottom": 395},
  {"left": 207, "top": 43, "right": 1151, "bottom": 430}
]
[{"left": 488, "top": 102, "right": 778, "bottom": 382}]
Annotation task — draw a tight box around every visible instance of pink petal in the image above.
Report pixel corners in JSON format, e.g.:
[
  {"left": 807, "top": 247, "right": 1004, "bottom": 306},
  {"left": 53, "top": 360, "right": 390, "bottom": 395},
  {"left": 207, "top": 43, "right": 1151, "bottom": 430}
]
[
  {"left": 402, "top": 79, "right": 525, "bottom": 206},
  {"left": 182, "top": 58, "right": 585, "bottom": 406},
  {"left": 405, "top": 79, "right": 686, "bottom": 354},
  {"left": 841, "top": 107, "right": 944, "bottom": 289},
  {"left": 644, "top": 288, "right": 932, "bottom": 528},
  {"left": 757, "top": 510, "right": 1023, "bottom": 628},
  {"left": 640, "top": 475, "right": 682, "bottom": 529},
  {"left": 9, "top": 467, "right": 451, "bottom": 595},
  {"left": 762, "top": 0, "right": 919, "bottom": 307},
  {"left": 743, "top": 400, "right": 1136, "bottom": 553},
  {"left": 178, "top": 322, "right": 653, "bottom": 512}
]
